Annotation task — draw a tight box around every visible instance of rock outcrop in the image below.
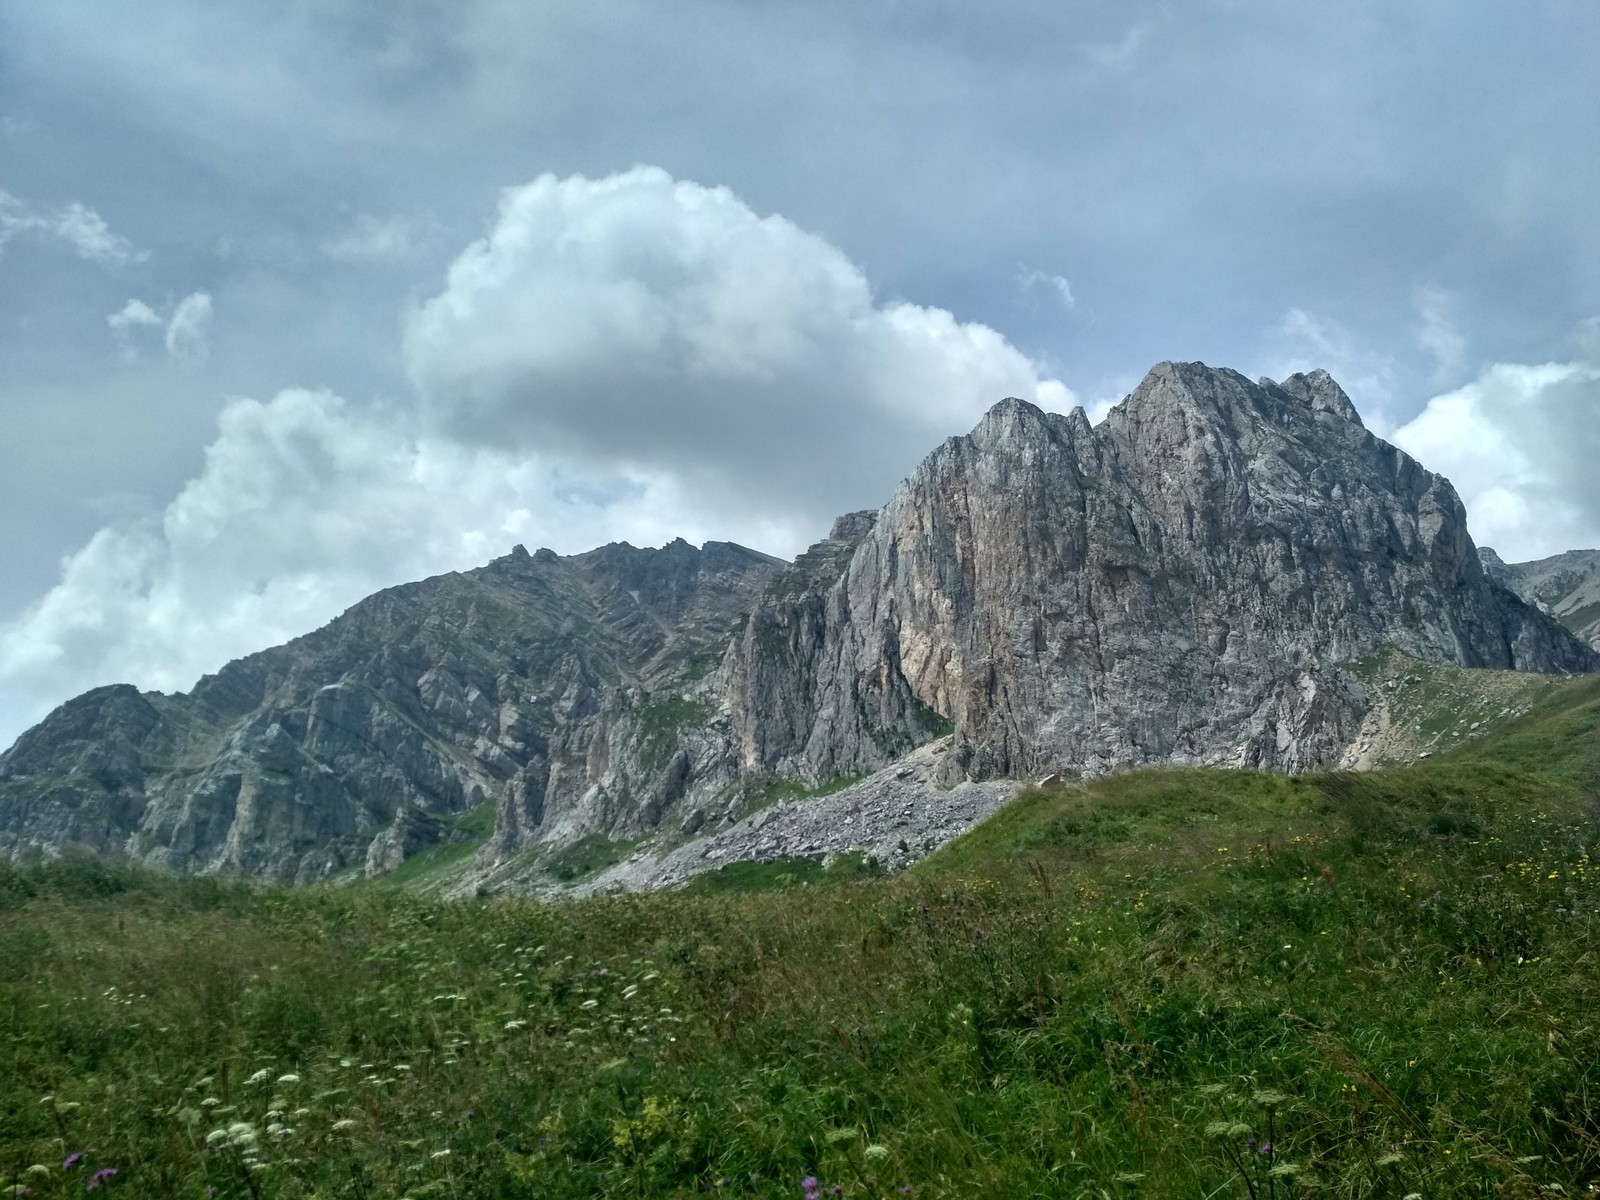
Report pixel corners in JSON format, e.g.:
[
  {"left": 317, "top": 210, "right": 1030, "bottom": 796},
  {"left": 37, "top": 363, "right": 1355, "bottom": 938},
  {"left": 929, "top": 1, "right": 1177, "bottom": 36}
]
[
  {"left": 3, "top": 361, "right": 1594, "bottom": 883},
  {"left": 721, "top": 364, "right": 1596, "bottom": 786},
  {"left": 0, "top": 539, "right": 782, "bottom": 881},
  {"left": 1481, "top": 546, "right": 1600, "bottom": 649}
]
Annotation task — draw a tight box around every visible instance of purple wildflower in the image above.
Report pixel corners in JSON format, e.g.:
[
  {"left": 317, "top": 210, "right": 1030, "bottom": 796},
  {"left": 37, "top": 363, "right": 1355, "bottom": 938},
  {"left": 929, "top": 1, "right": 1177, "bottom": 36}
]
[
  {"left": 62, "top": 1152, "right": 87, "bottom": 1170},
  {"left": 801, "top": 1178, "right": 819, "bottom": 1189},
  {"left": 85, "top": 1168, "right": 118, "bottom": 1191},
  {"left": 1259, "top": 1140, "right": 1274, "bottom": 1156}
]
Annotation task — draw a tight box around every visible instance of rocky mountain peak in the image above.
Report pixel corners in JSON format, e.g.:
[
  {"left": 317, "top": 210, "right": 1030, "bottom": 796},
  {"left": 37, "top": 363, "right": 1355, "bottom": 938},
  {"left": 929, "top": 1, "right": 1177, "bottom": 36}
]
[{"left": 3, "top": 361, "right": 1595, "bottom": 886}]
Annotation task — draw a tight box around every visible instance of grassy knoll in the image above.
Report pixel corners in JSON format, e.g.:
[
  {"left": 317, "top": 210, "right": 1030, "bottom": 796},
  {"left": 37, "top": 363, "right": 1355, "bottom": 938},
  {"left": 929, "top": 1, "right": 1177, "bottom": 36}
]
[{"left": 4, "top": 676, "right": 1600, "bottom": 1197}]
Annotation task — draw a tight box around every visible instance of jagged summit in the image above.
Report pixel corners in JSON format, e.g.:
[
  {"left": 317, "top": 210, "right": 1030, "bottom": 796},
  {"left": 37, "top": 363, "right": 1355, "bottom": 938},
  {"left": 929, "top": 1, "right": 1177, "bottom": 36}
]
[{"left": 2, "top": 361, "right": 1594, "bottom": 884}]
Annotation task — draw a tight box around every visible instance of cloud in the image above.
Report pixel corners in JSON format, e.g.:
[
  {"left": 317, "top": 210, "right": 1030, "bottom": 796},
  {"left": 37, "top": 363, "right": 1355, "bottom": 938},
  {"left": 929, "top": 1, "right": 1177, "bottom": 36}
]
[
  {"left": 1391, "top": 358, "right": 1600, "bottom": 561},
  {"left": 0, "top": 187, "right": 143, "bottom": 264},
  {"left": 1018, "top": 266, "right": 1076, "bottom": 309},
  {"left": 1084, "top": 20, "right": 1157, "bottom": 70},
  {"left": 404, "top": 167, "right": 1073, "bottom": 524},
  {"left": 321, "top": 212, "right": 439, "bottom": 262},
  {"left": 0, "top": 387, "right": 766, "bottom": 739},
  {"left": 106, "top": 292, "right": 212, "bottom": 365},
  {"left": 1, "top": 167, "right": 1071, "bottom": 746},
  {"left": 1414, "top": 286, "right": 1465, "bottom": 379},
  {"left": 165, "top": 291, "right": 213, "bottom": 367},
  {"left": 106, "top": 298, "right": 163, "bottom": 357}
]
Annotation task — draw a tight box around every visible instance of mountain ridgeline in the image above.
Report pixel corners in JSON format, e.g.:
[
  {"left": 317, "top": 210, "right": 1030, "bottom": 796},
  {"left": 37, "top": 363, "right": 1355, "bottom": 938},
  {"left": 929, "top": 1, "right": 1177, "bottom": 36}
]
[{"left": 2, "top": 362, "right": 1595, "bottom": 884}]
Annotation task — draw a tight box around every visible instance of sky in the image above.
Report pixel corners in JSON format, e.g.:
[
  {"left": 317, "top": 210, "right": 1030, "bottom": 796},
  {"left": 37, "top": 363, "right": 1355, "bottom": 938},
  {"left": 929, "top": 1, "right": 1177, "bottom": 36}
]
[{"left": 1, "top": 0, "right": 1598, "bottom": 748}]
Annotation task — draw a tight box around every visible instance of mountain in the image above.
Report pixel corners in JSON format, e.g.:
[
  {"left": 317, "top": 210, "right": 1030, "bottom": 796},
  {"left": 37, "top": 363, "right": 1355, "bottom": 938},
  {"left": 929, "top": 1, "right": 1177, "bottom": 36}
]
[
  {"left": 722, "top": 363, "right": 1593, "bottom": 786},
  {"left": 3, "top": 362, "right": 1595, "bottom": 884},
  {"left": 0, "top": 539, "right": 782, "bottom": 882},
  {"left": 1480, "top": 546, "right": 1600, "bottom": 649}
]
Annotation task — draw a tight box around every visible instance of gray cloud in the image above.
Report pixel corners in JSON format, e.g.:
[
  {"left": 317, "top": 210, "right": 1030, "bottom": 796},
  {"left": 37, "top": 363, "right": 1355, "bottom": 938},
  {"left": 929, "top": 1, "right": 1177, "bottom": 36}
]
[{"left": 404, "top": 168, "right": 1072, "bottom": 524}]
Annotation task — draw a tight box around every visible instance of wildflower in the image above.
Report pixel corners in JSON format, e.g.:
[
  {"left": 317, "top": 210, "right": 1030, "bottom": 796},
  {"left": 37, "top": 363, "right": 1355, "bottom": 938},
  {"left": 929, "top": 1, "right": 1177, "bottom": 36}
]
[
  {"left": 504, "top": 1019, "right": 527, "bottom": 1030},
  {"left": 62, "top": 1152, "right": 87, "bottom": 1170},
  {"left": 10, "top": 1187, "right": 32, "bottom": 1198},
  {"left": 332, "top": 1119, "right": 359, "bottom": 1132},
  {"left": 1259, "top": 1141, "right": 1274, "bottom": 1156},
  {"left": 864, "top": 1144, "right": 889, "bottom": 1160},
  {"left": 86, "top": 1168, "right": 118, "bottom": 1190},
  {"left": 276, "top": 1074, "right": 300, "bottom": 1084},
  {"left": 430, "top": 1150, "right": 451, "bottom": 1159}
]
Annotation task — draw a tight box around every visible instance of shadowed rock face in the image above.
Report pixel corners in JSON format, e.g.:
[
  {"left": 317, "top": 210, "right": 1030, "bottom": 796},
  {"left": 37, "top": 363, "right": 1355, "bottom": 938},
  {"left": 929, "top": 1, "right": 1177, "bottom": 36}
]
[
  {"left": 0, "top": 539, "right": 782, "bottom": 881},
  {"left": 3, "top": 361, "right": 1594, "bottom": 882},
  {"left": 720, "top": 363, "right": 1597, "bottom": 785},
  {"left": 1482, "top": 546, "right": 1600, "bottom": 650}
]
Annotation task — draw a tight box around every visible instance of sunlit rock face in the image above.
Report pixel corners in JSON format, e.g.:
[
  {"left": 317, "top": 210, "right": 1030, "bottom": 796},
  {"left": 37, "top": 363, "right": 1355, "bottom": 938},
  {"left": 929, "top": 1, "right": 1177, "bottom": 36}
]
[
  {"left": 721, "top": 363, "right": 1596, "bottom": 785},
  {"left": 2, "top": 361, "right": 1593, "bottom": 882}
]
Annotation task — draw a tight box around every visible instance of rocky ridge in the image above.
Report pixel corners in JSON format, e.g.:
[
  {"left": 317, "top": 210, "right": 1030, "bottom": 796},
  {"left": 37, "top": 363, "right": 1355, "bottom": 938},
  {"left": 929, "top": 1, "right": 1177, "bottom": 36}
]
[
  {"left": 2, "top": 361, "right": 1595, "bottom": 888},
  {"left": 0, "top": 539, "right": 782, "bottom": 881},
  {"left": 720, "top": 364, "right": 1594, "bottom": 792},
  {"left": 1481, "top": 547, "right": 1600, "bottom": 650}
]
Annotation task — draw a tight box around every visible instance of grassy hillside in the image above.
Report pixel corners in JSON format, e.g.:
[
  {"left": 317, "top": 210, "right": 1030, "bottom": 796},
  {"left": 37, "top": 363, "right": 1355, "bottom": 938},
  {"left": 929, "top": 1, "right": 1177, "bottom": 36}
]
[{"left": 4, "top": 671, "right": 1600, "bottom": 1197}]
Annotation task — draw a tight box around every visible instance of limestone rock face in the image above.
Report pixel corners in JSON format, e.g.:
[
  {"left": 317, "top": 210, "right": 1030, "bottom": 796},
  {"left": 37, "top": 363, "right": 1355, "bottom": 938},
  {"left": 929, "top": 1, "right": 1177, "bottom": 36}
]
[
  {"left": 1483, "top": 546, "right": 1600, "bottom": 649},
  {"left": 721, "top": 363, "right": 1597, "bottom": 786},
  {"left": 0, "top": 539, "right": 781, "bottom": 880},
  {"left": 3, "top": 361, "right": 1594, "bottom": 883}
]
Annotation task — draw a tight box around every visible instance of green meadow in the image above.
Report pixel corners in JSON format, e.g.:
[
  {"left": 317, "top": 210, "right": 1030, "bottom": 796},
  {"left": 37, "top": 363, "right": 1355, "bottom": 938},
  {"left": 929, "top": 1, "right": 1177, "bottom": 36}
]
[{"left": 5, "top": 667, "right": 1600, "bottom": 1198}]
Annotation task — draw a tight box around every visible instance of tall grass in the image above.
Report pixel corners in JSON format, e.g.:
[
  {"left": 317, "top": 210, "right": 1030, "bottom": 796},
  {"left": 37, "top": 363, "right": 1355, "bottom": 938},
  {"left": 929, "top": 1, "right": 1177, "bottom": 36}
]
[{"left": 4, "top": 684, "right": 1600, "bottom": 1197}]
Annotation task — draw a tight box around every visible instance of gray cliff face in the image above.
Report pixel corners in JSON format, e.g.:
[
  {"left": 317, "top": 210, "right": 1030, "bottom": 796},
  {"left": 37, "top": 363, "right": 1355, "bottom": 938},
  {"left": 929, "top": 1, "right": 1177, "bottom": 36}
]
[
  {"left": 721, "top": 363, "right": 1597, "bottom": 786},
  {"left": 3, "top": 361, "right": 1594, "bottom": 884},
  {"left": 0, "top": 539, "right": 782, "bottom": 880},
  {"left": 1481, "top": 547, "right": 1600, "bottom": 650}
]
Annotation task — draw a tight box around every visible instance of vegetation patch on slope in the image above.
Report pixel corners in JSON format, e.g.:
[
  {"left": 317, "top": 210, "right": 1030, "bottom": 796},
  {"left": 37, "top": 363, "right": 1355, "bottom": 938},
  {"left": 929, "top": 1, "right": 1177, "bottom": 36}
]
[{"left": 1346, "top": 648, "right": 1587, "bottom": 766}]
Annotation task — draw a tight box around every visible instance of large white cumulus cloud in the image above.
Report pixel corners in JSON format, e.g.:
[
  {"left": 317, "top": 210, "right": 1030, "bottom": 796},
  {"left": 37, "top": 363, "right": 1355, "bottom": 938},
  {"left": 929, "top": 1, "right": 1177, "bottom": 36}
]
[
  {"left": 0, "top": 387, "right": 790, "bottom": 736},
  {"left": 1392, "top": 360, "right": 1600, "bottom": 561},
  {"left": 0, "top": 168, "right": 1071, "bottom": 745},
  {"left": 404, "top": 167, "right": 1073, "bottom": 516}
]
